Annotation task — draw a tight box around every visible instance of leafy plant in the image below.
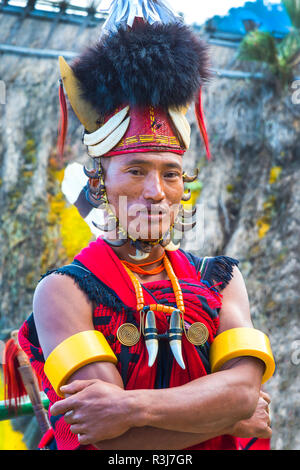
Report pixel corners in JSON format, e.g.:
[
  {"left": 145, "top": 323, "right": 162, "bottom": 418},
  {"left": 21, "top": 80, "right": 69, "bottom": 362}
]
[
  {"left": 283, "top": 0, "right": 300, "bottom": 28},
  {"left": 238, "top": 0, "right": 300, "bottom": 88},
  {"left": 239, "top": 30, "right": 278, "bottom": 65}
]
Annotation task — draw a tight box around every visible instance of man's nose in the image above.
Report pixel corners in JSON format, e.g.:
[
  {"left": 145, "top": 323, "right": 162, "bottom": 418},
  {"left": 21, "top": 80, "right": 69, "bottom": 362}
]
[{"left": 143, "top": 173, "right": 165, "bottom": 201}]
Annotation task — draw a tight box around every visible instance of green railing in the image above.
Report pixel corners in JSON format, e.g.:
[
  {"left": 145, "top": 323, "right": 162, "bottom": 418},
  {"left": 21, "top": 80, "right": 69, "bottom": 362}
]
[{"left": 0, "top": 398, "right": 49, "bottom": 421}]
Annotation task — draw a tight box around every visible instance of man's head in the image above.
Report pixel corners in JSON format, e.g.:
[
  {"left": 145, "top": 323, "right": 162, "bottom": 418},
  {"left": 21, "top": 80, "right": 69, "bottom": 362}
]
[
  {"left": 100, "top": 151, "right": 184, "bottom": 242},
  {"left": 58, "top": 19, "right": 211, "bottom": 254}
]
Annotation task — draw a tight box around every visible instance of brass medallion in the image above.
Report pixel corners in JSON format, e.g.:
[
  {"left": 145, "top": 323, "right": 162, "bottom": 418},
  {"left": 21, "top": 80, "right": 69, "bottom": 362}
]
[
  {"left": 186, "top": 322, "right": 209, "bottom": 346},
  {"left": 117, "top": 323, "right": 140, "bottom": 347}
]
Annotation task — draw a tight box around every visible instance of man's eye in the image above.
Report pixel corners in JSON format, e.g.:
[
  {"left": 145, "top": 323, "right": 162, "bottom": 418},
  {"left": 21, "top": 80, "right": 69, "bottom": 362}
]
[
  {"left": 129, "top": 169, "right": 143, "bottom": 176},
  {"left": 165, "top": 172, "right": 180, "bottom": 179}
]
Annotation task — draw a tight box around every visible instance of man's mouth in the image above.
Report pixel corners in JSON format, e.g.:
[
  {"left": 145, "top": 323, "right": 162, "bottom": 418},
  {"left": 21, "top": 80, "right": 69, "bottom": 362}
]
[
  {"left": 141, "top": 206, "right": 169, "bottom": 219},
  {"left": 124, "top": 204, "right": 173, "bottom": 240}
]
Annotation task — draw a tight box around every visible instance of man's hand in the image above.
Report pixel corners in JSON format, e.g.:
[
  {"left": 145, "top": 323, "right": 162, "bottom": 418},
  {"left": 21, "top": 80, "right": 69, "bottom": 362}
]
[
  {"left": 50, "top": 379, "right": 134, "bottom": 445},
  {"left": 229, "top": 390, "right": 272, "bottom": 439}
]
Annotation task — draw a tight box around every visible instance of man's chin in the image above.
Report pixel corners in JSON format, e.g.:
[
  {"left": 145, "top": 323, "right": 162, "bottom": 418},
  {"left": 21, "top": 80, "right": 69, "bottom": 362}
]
[
  {"left": 122, "top": 212, "right": 175, "bottom": 244},
  {"left": 127, "top": 227, "right": 167, "bottom": 243}
]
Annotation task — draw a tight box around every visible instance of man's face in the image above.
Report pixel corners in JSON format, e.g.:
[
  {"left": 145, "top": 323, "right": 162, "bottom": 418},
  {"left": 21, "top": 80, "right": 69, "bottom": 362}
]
[{"left": 101, "top": 152, "right": 184, "bottom": 241}]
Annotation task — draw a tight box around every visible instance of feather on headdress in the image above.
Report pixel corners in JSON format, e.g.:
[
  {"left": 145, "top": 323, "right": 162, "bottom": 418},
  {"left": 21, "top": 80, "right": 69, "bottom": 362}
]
[{"left": 99, "top": 0, "right": 180, "bottom": 34}]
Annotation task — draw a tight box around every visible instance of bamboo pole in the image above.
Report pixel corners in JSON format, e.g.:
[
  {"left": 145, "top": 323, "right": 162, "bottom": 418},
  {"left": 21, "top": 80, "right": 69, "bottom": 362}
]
[{"left": 7, "top": 331, "right": 51, "bottom": 437}]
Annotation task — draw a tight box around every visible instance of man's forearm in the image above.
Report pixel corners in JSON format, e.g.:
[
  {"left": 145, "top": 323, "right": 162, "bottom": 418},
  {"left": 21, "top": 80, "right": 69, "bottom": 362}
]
[
  {"left": 94, "top": 426, "right": 231, "bottom": 450},
  {"left": 125, "top": 358, "right": 263, "bottom": 435},
  {"left": 53, "top": 358, "right": 263, "bottom": 446}
]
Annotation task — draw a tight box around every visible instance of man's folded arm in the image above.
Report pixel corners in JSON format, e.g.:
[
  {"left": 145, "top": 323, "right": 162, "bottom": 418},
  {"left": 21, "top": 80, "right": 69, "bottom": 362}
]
[{"left": 35, "top": 268, "right": 266, "bottom": 448}]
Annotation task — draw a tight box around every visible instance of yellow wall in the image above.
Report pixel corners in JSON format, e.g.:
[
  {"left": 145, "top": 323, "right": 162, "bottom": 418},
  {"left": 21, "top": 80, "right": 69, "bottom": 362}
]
[{"left": 0, "top": 371, "right": 27, "bottom": 450}]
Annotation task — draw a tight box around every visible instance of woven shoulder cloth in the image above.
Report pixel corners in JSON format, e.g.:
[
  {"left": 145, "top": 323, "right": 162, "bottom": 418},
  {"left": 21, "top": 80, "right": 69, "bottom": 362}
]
[{"left": 181, "top": 251, "right": 240, "bottom": 291}]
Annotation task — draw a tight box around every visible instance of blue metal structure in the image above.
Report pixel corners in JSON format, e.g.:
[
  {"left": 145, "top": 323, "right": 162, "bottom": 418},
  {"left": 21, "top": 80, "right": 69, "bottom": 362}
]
[
  {"left": 205, "top": 0, "right": 292, "bottom": 40},
  {"left": 0, "top": 0, "right": 106, "bottom": 26}
]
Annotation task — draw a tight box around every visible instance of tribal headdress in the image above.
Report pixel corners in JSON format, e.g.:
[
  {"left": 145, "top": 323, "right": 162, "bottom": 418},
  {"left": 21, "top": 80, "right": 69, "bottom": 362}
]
[{"left": 59, "top": 0, "right": 212, "bottom": 258}]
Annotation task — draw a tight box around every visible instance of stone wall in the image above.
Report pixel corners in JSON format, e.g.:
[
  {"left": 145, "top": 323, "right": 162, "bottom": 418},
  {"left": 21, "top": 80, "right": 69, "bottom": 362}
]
[{"left": 184, "top": 43, "right": 300, "bottom": 450}]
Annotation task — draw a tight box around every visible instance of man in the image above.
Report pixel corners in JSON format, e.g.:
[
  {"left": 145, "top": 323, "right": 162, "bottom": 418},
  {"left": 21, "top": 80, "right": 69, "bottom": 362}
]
[{"left": 18, "top": 1, "right": 274, "bottom": 450}]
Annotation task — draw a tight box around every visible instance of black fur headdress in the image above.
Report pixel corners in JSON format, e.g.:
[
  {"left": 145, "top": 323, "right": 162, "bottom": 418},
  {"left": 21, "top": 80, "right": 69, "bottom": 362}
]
[{"left": 72, "top": 21, "right": 212, "bottom": 116}]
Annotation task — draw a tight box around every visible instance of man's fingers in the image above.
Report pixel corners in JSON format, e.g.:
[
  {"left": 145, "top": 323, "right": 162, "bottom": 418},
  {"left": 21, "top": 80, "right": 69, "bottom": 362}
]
[
  {"left": 263, "top": 425, "right": 272, "bottom": 439},
  {"left": 64, "top": 409, "right": 79, "bottom": 425},
  {"left": 68, "top": 423, "right": 93, "bottom": 446},
  {"left": 52, "top": 379, "right": 99, "bottom": 415},
  {"left": 51, "top": 397, "right": 76, "bottom": 416},
  {"left": 260, "top": 390, "right": 271, "bottom": 404},
  {"left": 70, "top": 423, "right": 85, "bottom": 435},
  {"left": 77, "top": 433, "right": 91, "bottom": 446},
  {"left": 60, "top": 379, "right": 98, "bottom": 396}
]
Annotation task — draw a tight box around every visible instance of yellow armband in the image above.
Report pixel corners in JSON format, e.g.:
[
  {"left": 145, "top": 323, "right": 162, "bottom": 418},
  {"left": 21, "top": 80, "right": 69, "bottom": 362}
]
[
  {"left": 44, "top": 330, "right": 117, "bottom": 397},
  {"left": 209, "top": 327, "right": 275, "bottom": 384}
]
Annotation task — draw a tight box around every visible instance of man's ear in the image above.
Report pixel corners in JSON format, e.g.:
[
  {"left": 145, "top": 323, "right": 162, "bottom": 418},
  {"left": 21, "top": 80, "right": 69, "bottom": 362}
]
[{"left": 99, "top": 157, "right": 109, "bottom": 178}]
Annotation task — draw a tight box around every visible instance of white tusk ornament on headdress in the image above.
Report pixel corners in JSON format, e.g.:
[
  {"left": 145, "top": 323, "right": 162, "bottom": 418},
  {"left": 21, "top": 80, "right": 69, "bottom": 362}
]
[
  {"left": 168, "top": 107, "right": 191, "bottom": 150},
  {"left": 87, "top": 116, "right": 131, "bottom": 157},
  {"left": 83, "top": 106, "right": 130, "bottom": 146}
]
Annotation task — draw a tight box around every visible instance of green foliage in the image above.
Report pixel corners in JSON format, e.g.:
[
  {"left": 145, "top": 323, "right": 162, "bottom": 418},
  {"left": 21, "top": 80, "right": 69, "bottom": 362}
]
[
  {"left": 283, "top": 0, "right": 300, "bottom": 29},
  {"left": 238, "top": 1, "right": 300, "bottom": 87},
  {"left": 277, "top": 29, "right": 300, "bottom": 67},
  {"left": 239, "top": 31, "right": 279, "bottom": 66}
]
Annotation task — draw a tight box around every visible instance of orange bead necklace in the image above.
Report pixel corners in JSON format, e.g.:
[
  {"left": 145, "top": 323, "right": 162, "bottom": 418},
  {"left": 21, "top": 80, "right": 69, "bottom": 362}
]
[
  {"left": 121, "top": 253, "right": 165, "bottom": 276},
  {"left": 120, "top": 254, "right": 209, "bottom": 349},
  {"left": 122, "top": 254, "right": 185, "bottom": 315}
]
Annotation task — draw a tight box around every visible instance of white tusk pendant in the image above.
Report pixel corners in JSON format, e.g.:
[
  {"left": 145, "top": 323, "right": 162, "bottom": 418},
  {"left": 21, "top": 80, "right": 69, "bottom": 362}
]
[
  {"left": 169, "top": 310, "right": 186, "bottom": 370},
  {"left": 128, "top": 248, "right": 150, "bottom": 261},
  {"left": 144, "top": 310, "right": 158, "bottom": 368},
  {"left": 164, "top": 240, "right": 181, "bottom": 252}
]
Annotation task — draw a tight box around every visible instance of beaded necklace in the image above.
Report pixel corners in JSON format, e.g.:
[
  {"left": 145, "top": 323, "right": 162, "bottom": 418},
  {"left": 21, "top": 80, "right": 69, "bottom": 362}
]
[
  {"left": 118, "top": 253, "right": 208, "bottom": 348},
  {"left": 122, "top": 254, "right": 185, "bottom": 315},
  {"left": 121, "top": 253, "right": 165, "bottom": 276}
]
